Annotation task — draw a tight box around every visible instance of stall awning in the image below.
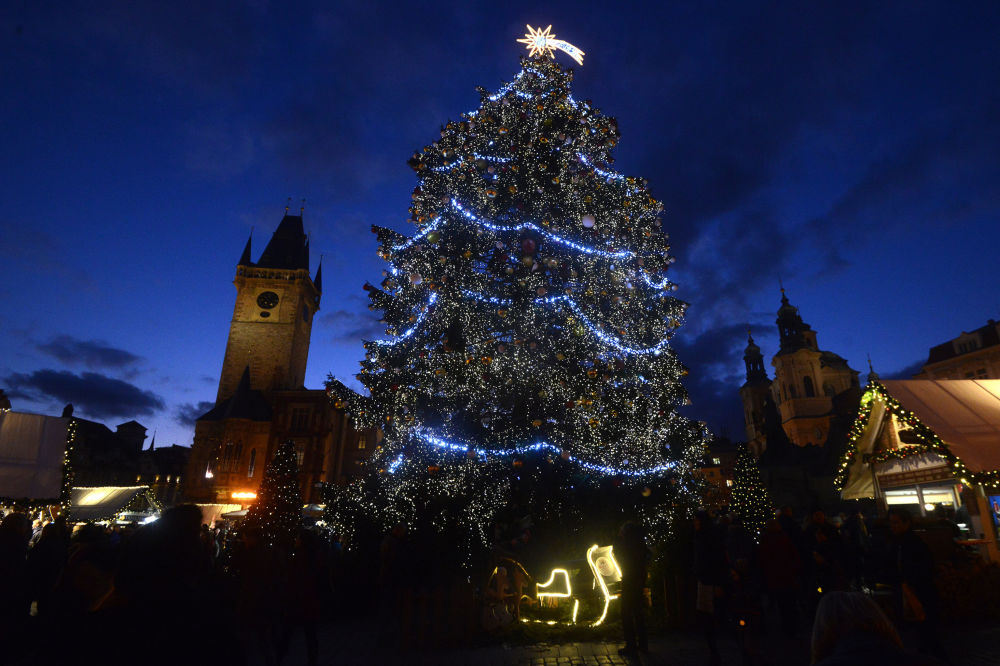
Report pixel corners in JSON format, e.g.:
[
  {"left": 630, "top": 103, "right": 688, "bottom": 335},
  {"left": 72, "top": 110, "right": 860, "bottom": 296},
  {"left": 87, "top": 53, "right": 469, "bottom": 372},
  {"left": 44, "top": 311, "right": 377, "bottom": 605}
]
[
  {"left": 881, "top": 380, "right": 1000, "bottom": 473},
  {"left": 71, "top": 486, "right": 153, "bottom": 521},
  {"left": 0, "top": 412, "right": 68, "bottom": 500}
]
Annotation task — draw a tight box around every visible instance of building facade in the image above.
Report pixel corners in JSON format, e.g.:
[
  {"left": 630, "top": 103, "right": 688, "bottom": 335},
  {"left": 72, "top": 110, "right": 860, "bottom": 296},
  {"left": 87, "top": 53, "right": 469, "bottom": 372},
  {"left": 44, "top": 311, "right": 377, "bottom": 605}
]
[
  {"left": 741, "top": 290, "right": 860, "bottom": 453},
  {"left": 914, "top": 319, "right": 1000, "bottom": 380},
  {"left": 182, "top": 210, "right": 376, "bottom": 506}
]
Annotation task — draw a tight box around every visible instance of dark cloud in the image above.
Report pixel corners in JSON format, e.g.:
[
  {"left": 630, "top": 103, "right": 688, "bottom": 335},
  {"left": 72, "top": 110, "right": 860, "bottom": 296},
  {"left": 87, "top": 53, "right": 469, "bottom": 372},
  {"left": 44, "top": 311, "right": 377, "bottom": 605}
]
[
  {"left": 175, "top": 400, "right": 215, "bottom": 426},
  {"left": 673, "top": 322, "right": 771, "bottom": 440},
  {"left": 37, "top": 335, "right": 142, "bottom": 369},
  {"left": 5, "top": 369, "right": 164, "bottom": 419},
  {"left": 320, "top": 309, "right": 385, "bottom": 343}
]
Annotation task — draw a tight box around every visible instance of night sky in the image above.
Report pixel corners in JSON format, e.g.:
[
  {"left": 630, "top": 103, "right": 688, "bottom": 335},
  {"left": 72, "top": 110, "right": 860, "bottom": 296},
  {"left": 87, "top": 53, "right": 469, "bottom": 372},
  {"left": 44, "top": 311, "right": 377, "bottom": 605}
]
[{"left": 2, "top": 2, "right": 998, "bottom": 448}]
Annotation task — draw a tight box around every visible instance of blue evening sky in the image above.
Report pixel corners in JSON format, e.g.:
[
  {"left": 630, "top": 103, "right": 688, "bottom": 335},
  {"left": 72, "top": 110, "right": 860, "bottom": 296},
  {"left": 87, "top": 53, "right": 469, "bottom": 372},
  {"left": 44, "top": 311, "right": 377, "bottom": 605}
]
[{"left": 1, "top": 1, "right": 998, "bottom": 446}]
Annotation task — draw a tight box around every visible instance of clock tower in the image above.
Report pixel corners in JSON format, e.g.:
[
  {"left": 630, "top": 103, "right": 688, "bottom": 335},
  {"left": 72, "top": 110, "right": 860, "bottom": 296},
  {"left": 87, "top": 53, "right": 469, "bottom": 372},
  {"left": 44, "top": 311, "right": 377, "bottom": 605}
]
[{"left": 216, "top": 211, "right": 322, "bottom": 402}]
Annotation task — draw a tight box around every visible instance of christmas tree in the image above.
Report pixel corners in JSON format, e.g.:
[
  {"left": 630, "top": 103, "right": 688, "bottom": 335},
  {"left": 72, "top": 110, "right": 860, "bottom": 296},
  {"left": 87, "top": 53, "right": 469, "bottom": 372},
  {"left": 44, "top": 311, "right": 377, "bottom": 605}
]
[
  {"left": 242, "top": 439, "right": 302, "bottom": 550},
  {"left": 328, "top": 33, "right": 707, "bottom": 558},
  {"left": 730, "top": 445, "right": 772, "bottom": 540}
]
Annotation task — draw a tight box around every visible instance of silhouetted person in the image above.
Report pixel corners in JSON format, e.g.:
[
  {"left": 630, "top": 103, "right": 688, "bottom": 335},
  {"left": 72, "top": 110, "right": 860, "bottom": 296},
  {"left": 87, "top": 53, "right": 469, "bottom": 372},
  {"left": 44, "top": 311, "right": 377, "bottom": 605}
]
[
  {"left": 378, "top": 523, "right": 407, "bottom": 625},
  {"left": 231, "top": 526, "right": 282, "bottom": 666},
  {"left": 277, "top": 529, "right": 326, "bottom": 666},
  {"left": 889, "top": 507, "right": 948, "bottom": 662},
  {"left": 810, "top": 591, "right": 942, "bottom": 665},
  {"left": 693, "top": 511, "right": 727, "bottom": 666},
  {"left": 0, "top": 513, "right": 32, "bottom": 628},
  {"left": 66, "top": 505, "right": 242, "bottom": 666},
  {"left": 803, "top": 509, "right": 847, "bottom": 608},
  {"left": 841, "top": 509, "right": 869, "bottom": 588},
  {"left": 614, "top": 521, "right": 649, "bottom": 657},
  {"left": 759, "top": 519, "right": 800, "bottom": 638},
  {"left": 27, "top": 517, "right": 70, "bottom": 619}
]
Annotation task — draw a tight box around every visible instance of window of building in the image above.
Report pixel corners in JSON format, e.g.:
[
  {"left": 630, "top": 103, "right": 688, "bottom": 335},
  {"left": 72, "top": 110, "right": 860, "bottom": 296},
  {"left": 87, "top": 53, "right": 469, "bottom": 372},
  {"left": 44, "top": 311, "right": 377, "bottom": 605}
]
[
  {"left": 358, "top": 435, "right": 367, "bottom": 450},
  {"left": 296, "top": 447, "right": 305, "bottom": 468},
  {"left": 247, "top": 449, "right": 257, "bottom": 478},
  {"left": 712, "top": 457, "right": 721, "bottom": 465},
  {"left": 291, "top": 408, "right": 312, "bottom": 431},
  {"left": 803, "top": 376, "right": 815, "bottom": 397},
  {"left": 957, "top": 339, "right": 979, "bottom": 354},
  {"left": 789, "top": 384, "right": 798, "bottom": 399},
  {"left": 725, "top": 480, "right": 733, "bottom": 487}
]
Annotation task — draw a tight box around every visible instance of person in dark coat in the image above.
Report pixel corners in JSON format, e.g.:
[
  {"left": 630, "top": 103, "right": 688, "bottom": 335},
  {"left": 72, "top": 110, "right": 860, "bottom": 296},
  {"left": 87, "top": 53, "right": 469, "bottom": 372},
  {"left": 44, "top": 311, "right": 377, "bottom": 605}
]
[
  {"left": 693, "top": 511, "right": 727, "bottom": 666},
  {"left": 277, "top": 529, "right": 327, "bottom": 666},
  {"left": 613, "top": 521, "right": 650, "bottom": 657},
  {"left": 810, "top": 591, "right": 942, "bottom": 665},
  {"left": 759, "top": 519, "right": 800, "bottom": 637},
  {"left": 26, "top": 517, "right": 70, "bottom": 619},
  {"left": 889, "top": 507, "right": 948, "bottom": 662},
  {"left": 0, "top": 512, "right": 32, "bottom": 647}
]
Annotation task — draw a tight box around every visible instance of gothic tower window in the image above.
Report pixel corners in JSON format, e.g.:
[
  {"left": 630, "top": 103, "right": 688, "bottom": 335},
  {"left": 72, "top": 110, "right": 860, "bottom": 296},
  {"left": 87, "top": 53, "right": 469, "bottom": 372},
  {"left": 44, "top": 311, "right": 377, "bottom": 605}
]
[
  {"left": 247, "top": 449, "right": 257, "bottom": 478},
  {"left": 804, "top": 376, "right": 815, "bottom": 397}
]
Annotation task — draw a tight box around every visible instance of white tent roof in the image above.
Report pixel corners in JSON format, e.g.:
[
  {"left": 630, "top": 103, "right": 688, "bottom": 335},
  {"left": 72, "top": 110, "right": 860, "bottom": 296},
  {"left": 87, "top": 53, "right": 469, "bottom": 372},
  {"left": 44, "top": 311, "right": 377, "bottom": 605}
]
[
  {"left": 0, "top": 412, "right": 68, "bottom": 500},
  {"left": 881, "top": 379, "right": 1000, "bottom": 473},
  {"left": 71, "top": 486, "right": 153, "bottom": 521}
]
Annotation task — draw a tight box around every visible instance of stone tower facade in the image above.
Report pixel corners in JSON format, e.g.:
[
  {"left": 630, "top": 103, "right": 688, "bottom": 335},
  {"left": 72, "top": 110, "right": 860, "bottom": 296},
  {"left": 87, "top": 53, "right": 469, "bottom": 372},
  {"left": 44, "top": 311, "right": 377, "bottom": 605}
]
[
  {"left": 740, "top": 290, "right": 859, "bottom": 452},
  {"left": 183, "top": 209, "right": 376, "bottom": 507},
  {"left": 216, "top": 213, "right": 322, "bottom": 402}
]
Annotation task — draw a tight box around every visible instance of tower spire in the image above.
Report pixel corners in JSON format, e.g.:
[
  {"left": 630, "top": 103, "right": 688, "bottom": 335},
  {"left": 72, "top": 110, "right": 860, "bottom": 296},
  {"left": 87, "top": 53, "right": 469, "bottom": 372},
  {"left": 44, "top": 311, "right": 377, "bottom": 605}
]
[
  {"left": 314, "top": 254, "right": 323, "bottom": 293},
  {"left": 239, "top": 231, "right": 253, "bottom": 266},
  {"left": 743, "top": 326, "right": 767, "bottom": 384}
]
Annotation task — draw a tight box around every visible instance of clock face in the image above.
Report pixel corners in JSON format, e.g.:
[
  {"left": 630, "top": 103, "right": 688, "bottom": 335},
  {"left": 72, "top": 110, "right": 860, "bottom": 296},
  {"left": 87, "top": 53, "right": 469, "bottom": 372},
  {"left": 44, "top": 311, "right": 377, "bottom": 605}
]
[{"left": 257, "top": 291, "right": 279, "bottom": 309}]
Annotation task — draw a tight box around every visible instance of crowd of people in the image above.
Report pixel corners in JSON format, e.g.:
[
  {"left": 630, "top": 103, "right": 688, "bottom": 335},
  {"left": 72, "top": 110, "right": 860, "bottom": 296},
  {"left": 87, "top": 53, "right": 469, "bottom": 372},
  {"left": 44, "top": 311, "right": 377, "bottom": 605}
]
[
  {"left": 0, "top": 502, "right": 968, "bottom": 665},
  {"left": 0, "top": 506, "right": 335, "bottom": 666},
  {"left": 690, "top": 505, "right": 952, "bottom": 665}
]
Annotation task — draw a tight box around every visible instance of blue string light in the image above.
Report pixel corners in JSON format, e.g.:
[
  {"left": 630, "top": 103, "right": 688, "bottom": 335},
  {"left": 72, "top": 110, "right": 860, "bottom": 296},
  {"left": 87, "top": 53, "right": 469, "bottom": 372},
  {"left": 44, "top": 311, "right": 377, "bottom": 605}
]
[
  {"left": 373, "top": 292, "right": 438, "bottom": 346},
  {"left": 450, "top": 199, "right": 634, "bottom": 259},
  {"left": 461, "top": 289, "right": 512, "bottom": 305},
  {"left": 391, "top": 217, "right": 443, "bottom": 251},
  {"left": 392, "top": 429, "right": 680, "bottom": 477},
  {"left": 538, "top": 294, "right": 673, "bottom": 355}
]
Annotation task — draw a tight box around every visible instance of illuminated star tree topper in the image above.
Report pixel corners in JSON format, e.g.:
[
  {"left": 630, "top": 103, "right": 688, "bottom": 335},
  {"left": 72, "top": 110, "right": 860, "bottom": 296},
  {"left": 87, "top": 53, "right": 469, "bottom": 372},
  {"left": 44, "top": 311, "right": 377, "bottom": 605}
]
[{"left": 517, "top": 24, "right": 585, "bottom": 65}]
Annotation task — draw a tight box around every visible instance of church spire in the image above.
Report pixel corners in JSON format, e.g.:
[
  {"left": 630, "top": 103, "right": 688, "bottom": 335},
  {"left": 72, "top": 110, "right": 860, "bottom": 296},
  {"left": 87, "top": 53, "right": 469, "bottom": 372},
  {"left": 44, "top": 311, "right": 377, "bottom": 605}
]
[
  {"left": 776, "top": 287, "right": 817, "bottom": 353},
  {"left": 238, "top": 233, "right": 253, "bottom": 266},
  {"left": 743, "top": 327, "right": 768, "bottom": 384},
  {"left": 314, "top": 255, "right": 323, "bottom": 293},
  {"left": 257, "top": 207, "right": 309, "bottom": 270}
]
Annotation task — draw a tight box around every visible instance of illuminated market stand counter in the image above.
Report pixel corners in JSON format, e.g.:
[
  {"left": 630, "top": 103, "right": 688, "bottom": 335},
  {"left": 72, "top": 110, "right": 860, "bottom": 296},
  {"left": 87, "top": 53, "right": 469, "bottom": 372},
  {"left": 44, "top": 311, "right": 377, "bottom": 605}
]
[{"left": 839, "top": 378, "right": 1000, "bottom": 562}]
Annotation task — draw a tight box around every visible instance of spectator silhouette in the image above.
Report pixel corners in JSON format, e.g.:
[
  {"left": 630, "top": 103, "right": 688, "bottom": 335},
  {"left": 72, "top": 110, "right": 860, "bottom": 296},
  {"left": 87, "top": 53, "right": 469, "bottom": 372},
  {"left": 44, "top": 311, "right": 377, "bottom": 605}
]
[
  {"left": 693, "top": 511, "right": 727, "bottom": 666},
  {"left": 27, "top": 517, "right": 70, "bottom": 619},
  {"left": 889, "top": 507, "right": 948, "bottom": 662},
  {"left": 277, "top": 529, "right": 327, "bottom": 666},
  {"left": 60, "top": 505, "right": 243, "bottom": 666},
  {"left": 759, "top": 519, "right": 800, "bottom": 637},
  {"left": 614, "top": 521, "right": 649, "bottom": 657},
  {"left": 0, "top": 512, "right": 32, "bottom": 643}
]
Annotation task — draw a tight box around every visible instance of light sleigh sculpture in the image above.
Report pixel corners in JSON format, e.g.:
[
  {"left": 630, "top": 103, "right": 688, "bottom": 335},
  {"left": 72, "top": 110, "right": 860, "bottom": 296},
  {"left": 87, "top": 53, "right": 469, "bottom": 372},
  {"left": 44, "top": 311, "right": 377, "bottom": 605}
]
[{"left": 326, "top": 27, "right": 708, "bottom": 567}]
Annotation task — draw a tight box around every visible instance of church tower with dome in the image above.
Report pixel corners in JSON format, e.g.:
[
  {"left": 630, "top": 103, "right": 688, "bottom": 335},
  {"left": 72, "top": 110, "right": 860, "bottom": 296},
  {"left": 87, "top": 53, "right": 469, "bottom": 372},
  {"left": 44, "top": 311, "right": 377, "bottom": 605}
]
[{"left": 741, "top": 290, "right": 860, "bottom": 454}]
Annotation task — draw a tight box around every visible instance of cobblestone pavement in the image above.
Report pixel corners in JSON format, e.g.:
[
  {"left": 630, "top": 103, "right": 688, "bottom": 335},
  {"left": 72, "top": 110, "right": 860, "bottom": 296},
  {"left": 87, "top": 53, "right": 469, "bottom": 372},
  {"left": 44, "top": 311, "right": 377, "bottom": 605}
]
[{"left": 275, "top": 620, "right": 1000, "bottom": 665}]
